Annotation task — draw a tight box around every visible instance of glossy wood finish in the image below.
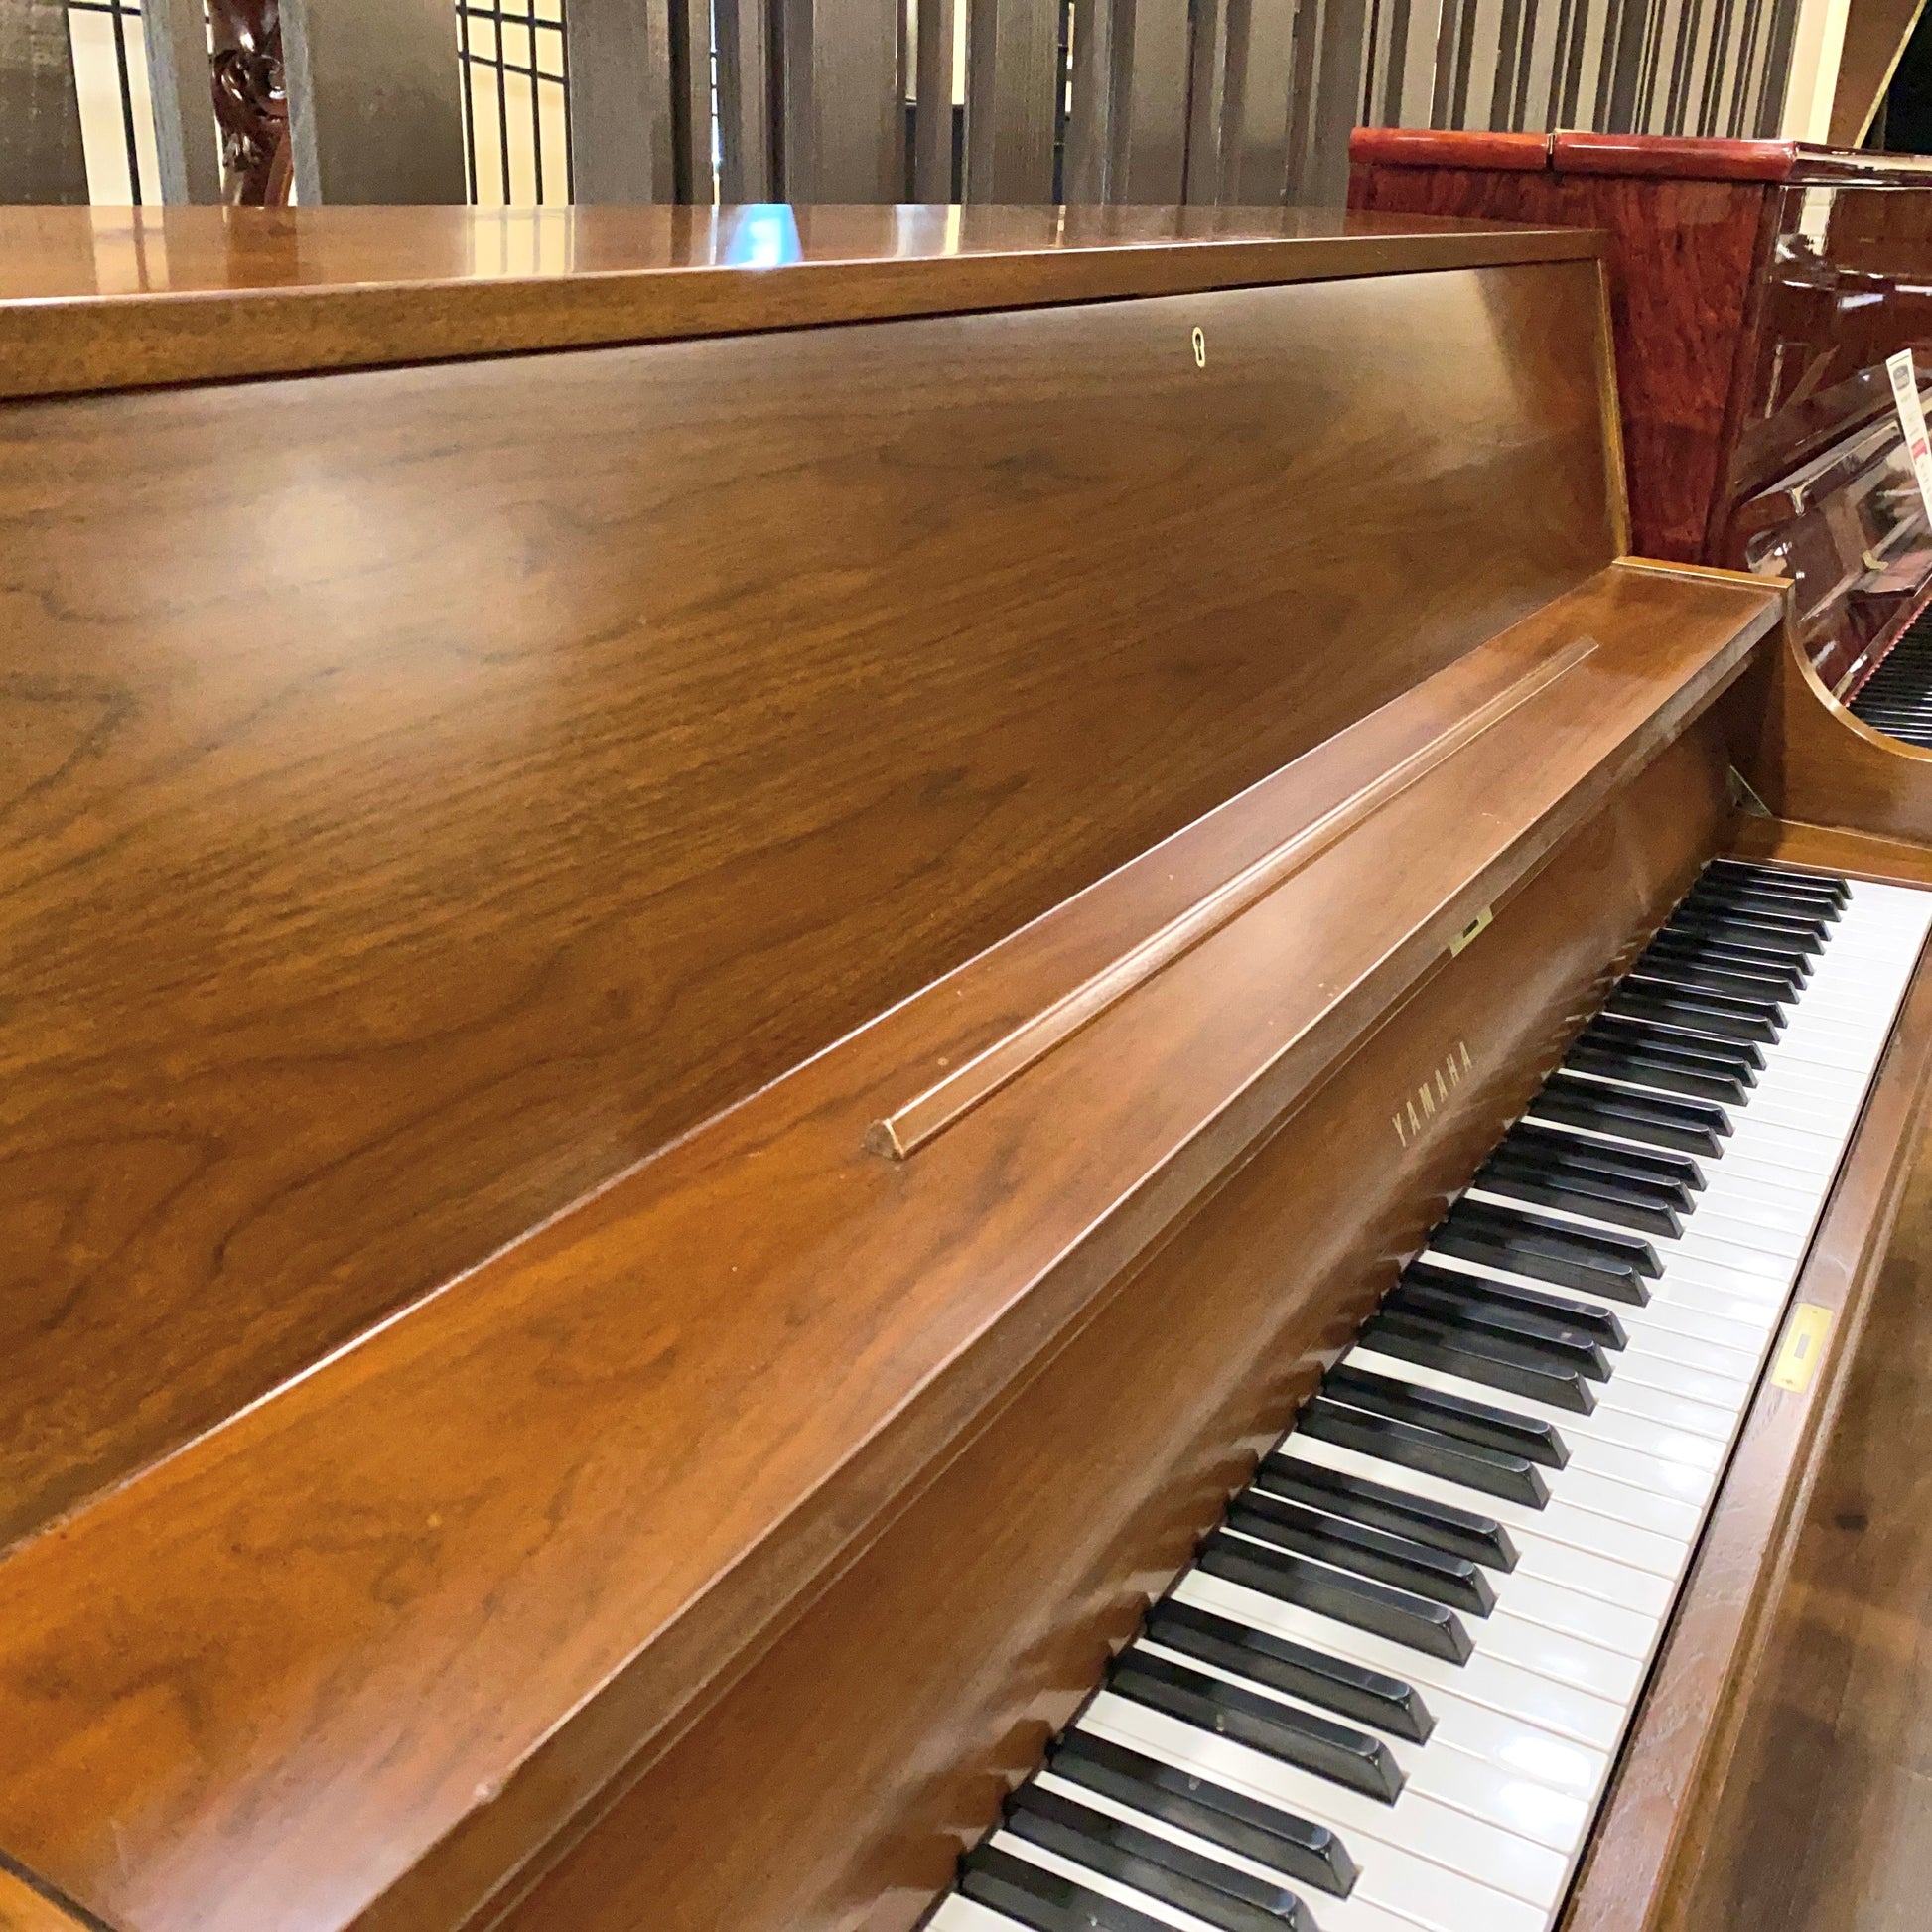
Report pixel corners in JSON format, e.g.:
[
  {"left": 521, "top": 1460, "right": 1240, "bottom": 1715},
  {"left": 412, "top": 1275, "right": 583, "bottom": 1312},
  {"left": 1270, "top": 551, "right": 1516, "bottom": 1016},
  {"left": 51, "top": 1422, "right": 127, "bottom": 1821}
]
[
  {"left": 0, "top": 0, "right": 86, "bottom": 207},
  {"left": 278, "top": 0, "right": 467, "bottom": 204},
  {"left": 1742, "top": 618, "right": 1932, "bottom": 844},
  {"left": 0, "top": 204, "right": 1598, "bottom": 402},
  {"left": 1350, "top": 131, "right": 1932, "bottom": 703},
  {"left": 1350, "top": 131, "right": 1776, "bottom": 563},
  {"left": 499, "top": 715, "right": 1739, "bottom": 1932},
  {"left": 1561, "top": 817, "right": 1932, "bottom": 1931},
  {"left": 1669, "top": 1100, "right": 1932, "bottom": 1931},
  {"left": 0, "top": 561, "right": 1779, "bottom": 1932},
  {"left": 0, "top": 250, "right": 1623, "bottom": 1561}
]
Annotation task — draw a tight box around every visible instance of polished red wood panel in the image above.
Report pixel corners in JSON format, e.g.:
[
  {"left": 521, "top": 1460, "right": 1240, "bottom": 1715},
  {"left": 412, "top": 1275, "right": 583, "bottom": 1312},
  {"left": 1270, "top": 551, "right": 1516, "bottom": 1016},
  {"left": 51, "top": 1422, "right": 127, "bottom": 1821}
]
[
  {"left": 0, "top": 254, "right": 1622, "bottom": 1557},
  {"left": 1348, "top": 146, "right": 1770, "bottom": 562},
  {"left": 1348, "top": 127, "right": 1551, "bottom": 170},
  {"left": 0, "top": 203, "right": 1599, "bottom": 400},
  {"left": 0, "top": 566, "right": 1777, "bottom": 1932},
  {"left": 1552, "top": 132, "right": 1800, "bottom": 182}
]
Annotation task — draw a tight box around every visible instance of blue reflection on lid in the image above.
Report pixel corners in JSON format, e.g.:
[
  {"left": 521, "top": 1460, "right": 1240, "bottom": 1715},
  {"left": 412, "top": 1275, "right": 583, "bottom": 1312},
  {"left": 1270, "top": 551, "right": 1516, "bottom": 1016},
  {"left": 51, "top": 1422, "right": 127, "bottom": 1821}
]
[{"left": 723, "top": 204, "right": 803, "bottom": 268}]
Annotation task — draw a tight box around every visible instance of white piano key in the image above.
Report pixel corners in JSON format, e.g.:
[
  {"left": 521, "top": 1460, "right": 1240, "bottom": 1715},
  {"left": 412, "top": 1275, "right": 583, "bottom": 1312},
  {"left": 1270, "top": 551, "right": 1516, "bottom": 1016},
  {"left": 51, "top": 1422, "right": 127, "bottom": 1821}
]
[
  {"left": 1484, "top": 1573, "right": 1657, "bottom": 1659},
  {"left": 1025, "top": 1772, "right": 1445, "bottom": 1932},
  {"left": 1611, "top": 1341, "right": 1754, "bottom": 1404},
  {"left": 1083, "top": 1694, "right": 1572, "bottom": 1911},
  {"left": 1501, "top": 1531, "right": 1675, "bottom": 1617},
  {"left": 1130, "top": 1638, "right": 1592, "bottom": 1855},
  {"left": 985, "top": 1832, "right": 1270, "bottom": 1932}
]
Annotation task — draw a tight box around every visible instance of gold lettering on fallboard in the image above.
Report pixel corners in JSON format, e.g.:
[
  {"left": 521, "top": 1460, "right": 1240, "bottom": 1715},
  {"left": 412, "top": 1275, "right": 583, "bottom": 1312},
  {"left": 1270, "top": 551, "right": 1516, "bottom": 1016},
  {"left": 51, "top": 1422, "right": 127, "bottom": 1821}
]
[{"left": 1391, "top": 1040, "right": 1474, "bottom": 1149}]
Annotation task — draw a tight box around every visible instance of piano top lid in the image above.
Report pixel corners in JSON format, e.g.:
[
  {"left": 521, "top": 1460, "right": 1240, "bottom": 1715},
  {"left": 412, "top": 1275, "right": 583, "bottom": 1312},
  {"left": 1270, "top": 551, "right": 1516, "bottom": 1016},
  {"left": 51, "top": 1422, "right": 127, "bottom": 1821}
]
[
  {"left": 1351, "top": 126, "right": 1932, "bottom": 187},
  {"left": 0, "top": 202, "right": 1602, "bottom": 401}
]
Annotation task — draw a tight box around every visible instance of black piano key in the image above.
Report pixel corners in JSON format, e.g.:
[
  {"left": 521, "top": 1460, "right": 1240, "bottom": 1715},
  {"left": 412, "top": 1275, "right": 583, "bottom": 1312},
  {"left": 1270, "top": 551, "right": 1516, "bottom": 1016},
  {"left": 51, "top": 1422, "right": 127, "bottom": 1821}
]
[
  {"left": 1484, "top": 1135, "right": 1694, "bottom": 1218},
  {"left": 1433, "top": 1197, "right": 1655, "bottom": 1302},
  {"left": 1527, "top": 1078, "right": 1727, "bottom": 1158},
  {"left": 1108, "top": 1646, "right": 1409, "bottom": 1799},
  {"left": 1046, "top": 1730, "right": 1359, "bottom": 1899},
  {"left": 1401, "top": 1257, "right": 1628, "bottom": 1349},
  {"left": 1002, "top": 1786, "right": 1312, "bottom": 1932},
  {"left": 1625, "top": 961, "right": 1790, "bottom": 1018},
  {"left": 1605, "top": 983, "right": 1782, "bottom": 1044},
  {"left": 1294, "top": 1398, "right": 1549, "bottom": 1509},
  {"left": 1583, "top": 1013, "right": 1764, "bottom": 1077},
  {"left": 1325, "top": 1361, "right": 1567, "bottom": 1469},
  {"left": 1475, "top": 1150, "right": 1686, "bottom": 1233},
  {"left": 1632, "top": 949, "right": 1805, "bottom": 1003},
  {"left": 1225, "top": 1490, "right": 1496, "bottom": 1616},
  {"left": 1359, "top": 1310, "right": 1599, "bottom": 1414},
  {"left": 1563, "top": 1038, "right": 1748, "bottom": 1107},
  {"left": 1679, "top": 880, "right": 1838, "bottom": 929},
  {"left": 1638, "top": 933, "right": 1805, "bottom": 996},
  {"left": 1665, "top": 906, "right": 1823, "bottom": 961},
  {"left": 1252, "top": 1450, "right": 1518, "bottom": 1572},
  {"left": 960, "top": 1844, "right": 1175, "bottom": 1932},
  {"left": 1702, "top": 859, "right": 1849, "bottom": 908},
  {"left": 1684, "top": 872, "right": 1838, "bottom": 918},
  {"left": 1502, "top": 1120, "right": 1708, "bottom": 1193},
  {"left": 1146, "top": 1598, "right": 1436, "bottom": 1742},
  {"left": 1682, "top": 883, "right": 1835, "bottom": 934},
  {"left": 1648, "top": 923, "right": 1813, "bottom": 980},
  {"left": 1196, "top": 1528, "right": 1473, "bottom": 1667},
  {"left": 1382, "top": 1283, "right": 1611, "bottom": 1380}
]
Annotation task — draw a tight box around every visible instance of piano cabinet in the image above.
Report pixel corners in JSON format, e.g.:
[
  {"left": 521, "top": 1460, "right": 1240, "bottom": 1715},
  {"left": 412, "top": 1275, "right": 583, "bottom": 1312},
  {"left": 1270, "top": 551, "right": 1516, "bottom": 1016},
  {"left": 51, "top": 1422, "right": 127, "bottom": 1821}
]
[
  {"left": 1348, "top": 131, "right": 1932, "bottom": 719},
  {"left": 0, "top": 206, "right": 1926, "bottom": 1932}
]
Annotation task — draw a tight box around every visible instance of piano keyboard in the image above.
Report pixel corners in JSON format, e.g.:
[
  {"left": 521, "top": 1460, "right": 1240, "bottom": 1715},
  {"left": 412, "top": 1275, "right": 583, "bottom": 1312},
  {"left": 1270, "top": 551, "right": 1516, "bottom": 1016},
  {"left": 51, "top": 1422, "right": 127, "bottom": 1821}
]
[
  {"left": 928, "top": 859, "right": 1932, "bottom": 1932},
  {"left": 1848, "top": 609, "right": 1932, "bottom": 747}
]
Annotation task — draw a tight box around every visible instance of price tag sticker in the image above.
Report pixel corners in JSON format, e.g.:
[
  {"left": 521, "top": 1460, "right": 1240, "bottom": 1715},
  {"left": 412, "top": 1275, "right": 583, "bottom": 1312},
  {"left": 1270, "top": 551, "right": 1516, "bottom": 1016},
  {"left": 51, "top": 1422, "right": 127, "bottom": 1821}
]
[{"left": 1887, "top": 349, "right": 1932, "bottom": 528}]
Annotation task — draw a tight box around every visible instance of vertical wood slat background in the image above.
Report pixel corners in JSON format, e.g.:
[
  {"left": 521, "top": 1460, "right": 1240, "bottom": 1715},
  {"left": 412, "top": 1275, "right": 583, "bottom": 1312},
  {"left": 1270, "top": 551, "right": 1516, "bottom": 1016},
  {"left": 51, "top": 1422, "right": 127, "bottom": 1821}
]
[{"left": 9, "top": 0, "right": 1819, "bottom": 225}]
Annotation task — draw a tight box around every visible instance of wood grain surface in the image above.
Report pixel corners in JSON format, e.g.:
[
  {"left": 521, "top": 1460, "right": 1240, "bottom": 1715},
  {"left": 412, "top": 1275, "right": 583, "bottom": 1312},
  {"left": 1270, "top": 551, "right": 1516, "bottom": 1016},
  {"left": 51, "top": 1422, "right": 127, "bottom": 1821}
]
[
  {"left": 492, "top": 716, "right": 1737, "bottom": 1932},
  {"left": 1670, "top": 1088, "right": 1932, "bottom": 1932},
  {"left": 1742, "top": 619, "right": 1932, "bottom": 845},
  {"left": 0, "top": 254, "right": 1620, "bottom": 1555},
  {"left": 0, "top": 564, "right": 1777, "bottom": 1932},
  {"left": 1561, "top": 820, "right": 1932, "bottom": 1931},
  {"left": 0, "top": 204, "right": 1600, "bottom": 402}
]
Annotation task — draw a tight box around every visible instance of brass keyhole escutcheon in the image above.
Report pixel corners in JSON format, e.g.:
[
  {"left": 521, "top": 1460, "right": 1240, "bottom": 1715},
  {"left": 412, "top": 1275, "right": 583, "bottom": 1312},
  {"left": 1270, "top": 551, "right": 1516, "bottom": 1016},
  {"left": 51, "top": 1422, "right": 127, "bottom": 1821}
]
[{"left": 1191, "top": 327, "right": 1206, "bottom": 369}]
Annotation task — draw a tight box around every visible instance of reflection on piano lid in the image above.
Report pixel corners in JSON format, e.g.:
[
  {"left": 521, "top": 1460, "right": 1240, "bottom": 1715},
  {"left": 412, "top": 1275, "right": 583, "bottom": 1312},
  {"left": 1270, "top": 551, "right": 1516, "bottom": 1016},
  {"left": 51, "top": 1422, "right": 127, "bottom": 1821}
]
[{"left": 1347, "top": 131, "right": 1932, "bottom": 710}]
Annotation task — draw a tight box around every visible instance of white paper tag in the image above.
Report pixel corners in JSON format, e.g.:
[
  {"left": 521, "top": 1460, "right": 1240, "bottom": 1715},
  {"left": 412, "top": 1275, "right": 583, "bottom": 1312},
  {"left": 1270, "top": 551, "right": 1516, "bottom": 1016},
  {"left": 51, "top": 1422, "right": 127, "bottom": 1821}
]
[{"left": 1887, "top": 348, "right": 1932, "bottom": 528}]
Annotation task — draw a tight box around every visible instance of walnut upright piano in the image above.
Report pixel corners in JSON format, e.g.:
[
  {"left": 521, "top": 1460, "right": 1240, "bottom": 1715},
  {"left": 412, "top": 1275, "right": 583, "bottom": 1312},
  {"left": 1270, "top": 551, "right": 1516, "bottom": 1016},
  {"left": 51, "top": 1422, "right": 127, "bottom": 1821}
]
[{"left": 2, "top": 203, "right": 1931, "bottom": 1932}]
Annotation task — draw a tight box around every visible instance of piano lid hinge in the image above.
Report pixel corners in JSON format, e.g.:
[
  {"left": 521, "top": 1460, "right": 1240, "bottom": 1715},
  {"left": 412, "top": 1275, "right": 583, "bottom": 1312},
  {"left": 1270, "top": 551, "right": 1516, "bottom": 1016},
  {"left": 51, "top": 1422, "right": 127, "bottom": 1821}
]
[{"left": 1726, "top": 763, "right": 1773, "bottom": 818}]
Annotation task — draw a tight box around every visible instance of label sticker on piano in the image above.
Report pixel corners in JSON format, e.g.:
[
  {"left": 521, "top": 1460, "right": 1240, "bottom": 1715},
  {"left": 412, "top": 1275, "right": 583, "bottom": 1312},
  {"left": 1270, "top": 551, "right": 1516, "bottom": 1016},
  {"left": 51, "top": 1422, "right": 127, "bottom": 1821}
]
[
  {"left": 1886, "top": 350, "right": 1932, "bottom": 529},
  {"left": 1771, "top": 1303, "right": 1833, "bottom": 1394}
]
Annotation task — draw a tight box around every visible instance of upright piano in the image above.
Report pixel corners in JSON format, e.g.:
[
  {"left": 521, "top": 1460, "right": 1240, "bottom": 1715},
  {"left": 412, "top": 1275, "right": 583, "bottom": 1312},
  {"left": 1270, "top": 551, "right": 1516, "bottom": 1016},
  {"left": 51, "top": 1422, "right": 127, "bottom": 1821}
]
[
  {"left": 1350, "top": 130, "right": 1932, "bottom": 743},
  {"left": 3, "top": 203, "right": 1932, "bottom": 1932}
]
